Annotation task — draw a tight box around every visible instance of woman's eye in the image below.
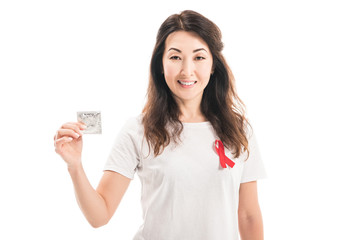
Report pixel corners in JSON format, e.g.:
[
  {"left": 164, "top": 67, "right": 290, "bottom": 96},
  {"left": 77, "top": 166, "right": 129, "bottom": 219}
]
[
  {"left": 195, "top": 56, "right": 205, "bottom": 60},
  {"left": 170, "top": 56, "right": 181, "bottom": 60}
]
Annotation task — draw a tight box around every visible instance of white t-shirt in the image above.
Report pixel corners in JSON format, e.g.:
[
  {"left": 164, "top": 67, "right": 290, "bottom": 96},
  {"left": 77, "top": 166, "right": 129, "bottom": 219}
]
[{"left": 104, "top": 114, "right": 267, "bottom": 240}]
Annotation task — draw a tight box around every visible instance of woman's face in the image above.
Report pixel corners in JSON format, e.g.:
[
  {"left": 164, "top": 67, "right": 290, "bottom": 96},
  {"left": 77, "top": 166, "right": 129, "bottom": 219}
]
[{"left": 162, "top": 30, "right": 213, "bottom": 105}]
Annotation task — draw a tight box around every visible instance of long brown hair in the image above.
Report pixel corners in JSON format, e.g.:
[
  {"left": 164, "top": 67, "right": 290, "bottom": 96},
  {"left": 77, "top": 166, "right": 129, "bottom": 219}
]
[{"left": 141, "top": 10, "right": 252, "bottom": 160}]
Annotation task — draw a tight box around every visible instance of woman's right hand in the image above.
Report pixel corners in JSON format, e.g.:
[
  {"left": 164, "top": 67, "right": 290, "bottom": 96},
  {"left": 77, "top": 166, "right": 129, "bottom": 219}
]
[{"left": 54, "top": 122, "right": 87, "bottom": 169}]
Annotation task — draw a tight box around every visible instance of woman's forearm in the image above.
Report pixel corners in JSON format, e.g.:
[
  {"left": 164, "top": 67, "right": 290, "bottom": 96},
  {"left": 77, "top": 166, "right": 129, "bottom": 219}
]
[
  {"left": 238, "top": 213, "right": 264, "bottom": 240},
  {"left": 68, "top": 164, "right": 109, "bottom": 228}
]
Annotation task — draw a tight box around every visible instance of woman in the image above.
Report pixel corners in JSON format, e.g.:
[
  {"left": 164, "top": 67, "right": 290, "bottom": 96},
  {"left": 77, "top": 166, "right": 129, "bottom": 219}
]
[{"left": 54, "top": 10, "right": 267, "bottom": 240}]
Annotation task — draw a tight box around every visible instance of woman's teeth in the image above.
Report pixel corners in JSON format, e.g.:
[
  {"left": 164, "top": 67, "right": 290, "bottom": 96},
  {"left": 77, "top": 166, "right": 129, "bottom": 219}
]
[{"left": 178, "top": 80, "right": 197, "bottom": 86}]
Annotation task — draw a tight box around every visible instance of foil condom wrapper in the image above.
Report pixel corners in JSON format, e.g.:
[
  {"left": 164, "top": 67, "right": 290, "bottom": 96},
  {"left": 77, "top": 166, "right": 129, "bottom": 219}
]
[{"left": 77, "top": 111, "right": 102, "bottom": 134}]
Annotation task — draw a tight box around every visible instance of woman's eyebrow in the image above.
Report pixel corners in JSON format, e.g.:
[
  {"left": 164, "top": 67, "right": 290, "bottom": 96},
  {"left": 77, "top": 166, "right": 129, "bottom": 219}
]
[{"left": 168, "top": 47, "right": 207, "bottom": 53}]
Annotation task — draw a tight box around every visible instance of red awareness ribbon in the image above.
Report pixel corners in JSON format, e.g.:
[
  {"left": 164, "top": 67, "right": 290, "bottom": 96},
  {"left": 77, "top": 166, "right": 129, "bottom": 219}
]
[{"left": 214, "top": 140, "right": 235, "bottom": 168}]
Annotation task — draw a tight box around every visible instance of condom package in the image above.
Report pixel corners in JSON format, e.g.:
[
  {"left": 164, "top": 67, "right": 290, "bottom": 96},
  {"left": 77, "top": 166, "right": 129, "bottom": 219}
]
[{"left": 77, "top": 111, "right": 102, "bottom": 134}]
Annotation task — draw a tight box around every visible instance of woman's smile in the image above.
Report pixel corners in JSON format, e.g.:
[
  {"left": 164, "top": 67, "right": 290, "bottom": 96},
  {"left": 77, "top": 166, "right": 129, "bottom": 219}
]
[{"left": 177, "top": 80, "right": 198, "bottom": 88}]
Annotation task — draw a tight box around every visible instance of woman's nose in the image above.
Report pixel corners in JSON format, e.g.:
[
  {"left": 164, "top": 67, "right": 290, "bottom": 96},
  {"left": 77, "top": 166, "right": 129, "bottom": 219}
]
[{"left": 180, "top": 59, "right": 194, "bottom": 77}]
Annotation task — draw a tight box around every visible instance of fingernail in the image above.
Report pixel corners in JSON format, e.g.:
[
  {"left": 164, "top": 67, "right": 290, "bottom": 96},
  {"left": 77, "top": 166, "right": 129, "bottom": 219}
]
[{"left": 75, "top": 133, "right": 80, "bottom": 138}]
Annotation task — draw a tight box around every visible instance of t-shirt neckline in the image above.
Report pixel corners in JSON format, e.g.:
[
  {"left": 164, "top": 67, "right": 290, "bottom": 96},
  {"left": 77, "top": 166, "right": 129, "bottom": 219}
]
[{"left": 181, "top": 121, "right": 212, "bottom": 128}]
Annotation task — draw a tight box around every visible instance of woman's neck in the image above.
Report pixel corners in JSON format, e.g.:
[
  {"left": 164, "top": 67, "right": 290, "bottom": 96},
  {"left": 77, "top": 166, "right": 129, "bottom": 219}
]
[
  {"left": 178, "top": 108, "right": 207, "bottom": 123},
  {"left": 174, "top": 94, "right": 207, "bottom": 123}
]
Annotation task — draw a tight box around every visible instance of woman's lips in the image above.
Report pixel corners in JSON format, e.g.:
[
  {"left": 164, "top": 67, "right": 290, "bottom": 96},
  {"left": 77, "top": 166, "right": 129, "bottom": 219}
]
[{"left": 178, "top": 80, "right": 197, "bottom": 88}]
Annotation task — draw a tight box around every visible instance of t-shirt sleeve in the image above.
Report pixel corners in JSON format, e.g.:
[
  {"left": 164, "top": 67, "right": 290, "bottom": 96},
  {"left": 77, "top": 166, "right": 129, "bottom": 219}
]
[
  {"left": 103, "top": 117, "right": 141, "bottom": 180},
  {"left": 240, "top": 129, "right": 267, "bottom": 183}
]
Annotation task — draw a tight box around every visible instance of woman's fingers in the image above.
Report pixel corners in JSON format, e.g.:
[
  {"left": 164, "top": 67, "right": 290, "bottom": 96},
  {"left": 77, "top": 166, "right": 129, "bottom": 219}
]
[
  {"left": 77, "top": 121, "right": 87, "bottom": 129},
  {"left": 54, "top": 136, "right": 74, "bottom": 153},
  {"left": 55, "top": 122, "right": 86, "bottom": 138},
  {"left": 56, "top": 128, "right": 82, "bottom": 140},
  {"left": 61, "top": 122, "right": 86, "bottom": 135},
  {"left": 55, "top": 136, "right": 73, "bottom": 145},
  {"left": 54, "top": 122, "right": 86, "bottom": 141},
  {"left": 54, "top": 121, "right": 85, "bottom": 165},
  {"left": 53, "top": 121, "right": 87, "bottom": 149}
]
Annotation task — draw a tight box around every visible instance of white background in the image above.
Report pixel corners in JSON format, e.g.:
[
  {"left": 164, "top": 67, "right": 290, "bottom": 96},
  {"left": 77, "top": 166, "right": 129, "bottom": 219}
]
[{"left": 1, "top": 0, "right": 359, "bottom": 239}]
